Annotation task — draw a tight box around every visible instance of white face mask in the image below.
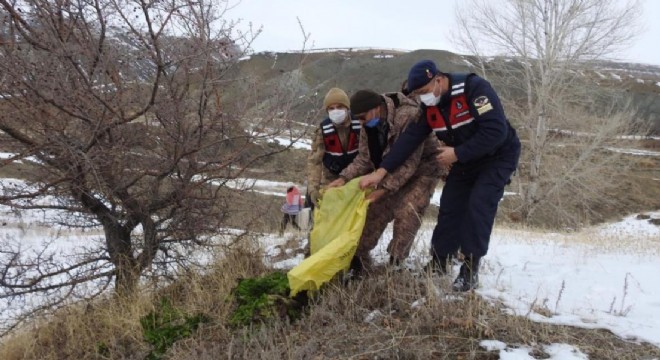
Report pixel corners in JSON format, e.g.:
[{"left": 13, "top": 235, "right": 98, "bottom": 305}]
[
  {"left": 419, "top": 81, "right": 440, "bottom": 106},
  {"left": 328, "top": 109, "right": 347, "bottom": 124}
]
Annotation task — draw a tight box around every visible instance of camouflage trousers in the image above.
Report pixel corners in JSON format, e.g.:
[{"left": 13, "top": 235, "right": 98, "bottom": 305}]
[{"left": 355, "top": 175, "right": 440, "bottom": 262}]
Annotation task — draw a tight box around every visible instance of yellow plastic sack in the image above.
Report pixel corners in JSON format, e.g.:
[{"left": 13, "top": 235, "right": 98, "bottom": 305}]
[{"left": 287, "top": 178, "right": 369, "bottom": 297}]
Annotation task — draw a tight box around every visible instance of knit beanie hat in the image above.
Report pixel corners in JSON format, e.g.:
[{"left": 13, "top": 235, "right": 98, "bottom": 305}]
[
  {"left": 350, "top": 90, "right": 382, "bottom": 115},
  {"left": 407, "top": 60, "right": 440, "bottom": 93},
  {"left": 323, "top": 88, "right": 350, "bottom": 110}
]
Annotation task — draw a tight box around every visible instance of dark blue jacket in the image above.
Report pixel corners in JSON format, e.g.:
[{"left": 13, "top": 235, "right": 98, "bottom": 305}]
[{"left": 380, "top": 73, "right": 519, "bottom": 172}]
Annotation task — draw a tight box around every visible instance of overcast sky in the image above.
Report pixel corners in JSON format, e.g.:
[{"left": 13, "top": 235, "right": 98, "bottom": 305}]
[{"left": 226, "top": 0, "right": 660, "bottom": 66}]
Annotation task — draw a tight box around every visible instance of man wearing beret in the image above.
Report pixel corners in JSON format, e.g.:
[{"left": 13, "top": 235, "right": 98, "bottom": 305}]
[
  {"left": 306, "top": 88, "right": 361, "bottom": 209},
  {"left": 360, "top": 60, "right": 521, "bottom": 292},
  {"left": 327, "top": 89, "right": 445, "bottom": 274}
]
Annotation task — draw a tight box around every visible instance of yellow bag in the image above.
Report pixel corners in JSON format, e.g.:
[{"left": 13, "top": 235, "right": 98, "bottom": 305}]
[{"left": 287, "top": 178, "right": 369, "bottom": 297}]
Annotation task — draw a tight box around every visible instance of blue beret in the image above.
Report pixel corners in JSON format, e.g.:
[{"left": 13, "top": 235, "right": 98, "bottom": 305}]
[{"left": 407, "top": 60, "right": 439, "bottom": 93}]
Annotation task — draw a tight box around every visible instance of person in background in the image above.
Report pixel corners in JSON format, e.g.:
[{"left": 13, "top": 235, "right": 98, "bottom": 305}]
[
  {"left": 327, "top": 89, "right": 445, "bottom": 274},
  {"left": 359, "top": 60, "right": 521, "bottom": 291},
  {"left": 280, "top": 185, "right": 303, "bottom": 236},
  {"left": 306, "top": 88, "right": 361, "bottom": 210}
]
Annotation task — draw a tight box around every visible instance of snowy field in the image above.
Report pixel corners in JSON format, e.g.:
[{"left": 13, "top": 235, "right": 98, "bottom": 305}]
[
  {"left": 267, "top": 209, "right": 660, "bottom": 355},
  {"left": 1, "top": 175, "right": 660, "bottom": 357}
]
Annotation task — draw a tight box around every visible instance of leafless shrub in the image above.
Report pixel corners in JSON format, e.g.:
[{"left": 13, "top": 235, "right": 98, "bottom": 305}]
[{"left": 0, "top": 0, "right": 313, "bottom": 335}]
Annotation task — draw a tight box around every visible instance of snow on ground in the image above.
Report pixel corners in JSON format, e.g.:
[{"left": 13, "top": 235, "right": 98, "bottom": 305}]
[
  {"left": 217, "top": 178, "right": 305, "bottom": 197},
  {"left": 549, "top": 129, "right": 660, "bottom": 142},
  {"left": 605, "top": 147, "right": 660, "bottom": 157},
  {"left": 3, "top": 174, "right": 660, "bottom": 350},
  {"left": 0, "top": 152, "right": 42, "bottom": 164},
  {"left": 480, "top": 340, "right": 589, "bottom": 359},
  {"left": 272, "top": 210, "right": 660, "bottom": 348},
  {"left": 271, "top": 136, "right": 311, "bottom": 150},
  {"left": 0, "top": 177, "right": 293, "bottom": 331}
]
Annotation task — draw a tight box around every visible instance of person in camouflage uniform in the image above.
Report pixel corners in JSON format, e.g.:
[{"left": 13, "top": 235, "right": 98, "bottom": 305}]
[
  {"left": 306, "top": 88, "right": 361, "bottom": 209},
  {"left": 328, "top": 90, "right": 446, "bottom": 272}
]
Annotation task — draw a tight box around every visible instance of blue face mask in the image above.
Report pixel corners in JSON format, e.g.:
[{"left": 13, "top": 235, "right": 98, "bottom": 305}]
[{"left": 365, "top": 118, "right": 380, "bottom": 128}]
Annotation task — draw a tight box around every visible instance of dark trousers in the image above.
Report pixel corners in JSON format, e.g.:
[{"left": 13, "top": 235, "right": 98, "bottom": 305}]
[
  {"left": 431, "top": 158, "right": 517, "bottom": 259},
  {"left": 280, "top": 214, "right": 301, "bottom": 235}
]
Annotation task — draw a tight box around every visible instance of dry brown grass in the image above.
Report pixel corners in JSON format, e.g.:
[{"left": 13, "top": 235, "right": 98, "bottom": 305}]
[{"left": 2, "top": 249, "right": 659, "bottom": 360}]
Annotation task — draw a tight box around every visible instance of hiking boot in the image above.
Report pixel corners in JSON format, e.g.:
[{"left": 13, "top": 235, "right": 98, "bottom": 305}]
[
  {"left": 343, "top": 256, "right": 367, "bottom": 284},
  {"left": 348, "top": 256, "right": 364, "bottom": 276},
  {"left": 389, "top": 255, "right": 411, "bottom": 272},
  {"left": 423, "top": 255, "right": 449, "bottom": 275},
  {"left": 348, "top": 255, "right": 374, "bottom": 277},
  {"left": 452, "top": 257, "right": 480, "bottom": 292}
]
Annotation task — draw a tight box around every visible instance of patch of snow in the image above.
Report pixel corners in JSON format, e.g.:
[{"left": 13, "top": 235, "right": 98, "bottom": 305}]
[
  {"left": 549, "top": 129, "right": 660, "bottom": 141},
  {"left": 479, "top": 229, "right": 660, "bottom": 347},
  {"left": 479, "top": 339, "right": 507, "bottom": 351},
  {"left": 290, "top": 120, "right": 316, "bottom": 128},
  {"left": 411, "top": 298, "right": 426, "bottom": 309},
  {"left": 271, "top": 47, "right": 410, "bottom": 55},
  {"left": 362, "top": 211, "right": 660, "bottom": 347},
  {"left": 597, "top": 211, "right": 660, "bottom": 239},
  {"left": 656, "top": 82, "right": 660, "bottom": 87},
  {"left": 271, "top": 253, "right": 305, "bottom": 270},
  {"left": 617, "top": 134, "right": 660, "bottom": 140},
  {"left": 373, "top": 54, "right": 394, "bottom": 59},
  {"left": 605, "top": 147, "right": 660, "bottom": 157},
  {"left": 489, "top": 343, "right": 587, "bottom": 359},
  {"left": 204, "top": 178, "right": 306, "bottom": 198},
  {"left": 610, "top": 73, "right": 622, "bottom": 81},
  {"left": 364, "top": 310, "right": 383, "bottom": 323},
  {"left": 636, "top": 78, "right": 645, "bottom": 84},
  {"left": 271, "top": 136, "right": 312, "bottom": 150},
  {"left": 594, "top": 71, "right": 606, "bottom": 79},
  {"left": 264, "top": 244, "right": 282, "bottom": 258},
  {"left": 0, "top": 152, "right": 43, "bottom": 164},
  {"left": 238, "top": 55, "right": 251, "bottom": 61},
  {"left": 544, "top": 343, "right": 589, "bottom": 359}
]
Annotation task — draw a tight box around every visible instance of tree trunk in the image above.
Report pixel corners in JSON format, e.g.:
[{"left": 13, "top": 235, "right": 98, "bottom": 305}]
[{"left": 103, "top": 222, "right": 139, "bottom": 297}]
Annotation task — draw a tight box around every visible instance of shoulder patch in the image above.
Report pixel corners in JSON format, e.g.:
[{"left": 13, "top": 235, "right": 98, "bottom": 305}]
[
  {"left": 473, "top": 96, "right": 489, "bottom": 107},
  {"left": 474, "top": 95, "right": 493, "bottom": 115},
  {"left": 477, "top": 103, "right": 493, "bottom": 115}
]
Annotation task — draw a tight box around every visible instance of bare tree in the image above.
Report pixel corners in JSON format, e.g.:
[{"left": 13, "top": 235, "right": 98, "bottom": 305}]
[
  {"left": 453, "top": 0, "right": 646, "bottom": 225},
  {"left": 0, "top": 0, "right": 311, "bottom": 334}
]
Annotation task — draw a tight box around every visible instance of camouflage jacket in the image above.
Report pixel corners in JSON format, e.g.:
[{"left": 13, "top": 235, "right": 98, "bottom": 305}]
[{"left": 340, "top": 92, "right": 444, "bottom": 193}]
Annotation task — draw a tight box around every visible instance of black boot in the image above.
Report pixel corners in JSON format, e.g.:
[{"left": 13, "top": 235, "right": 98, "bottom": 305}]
[
  {"left": 452, "top": 256, "right": 480, "bottom": 292},
  {"left": 423, "top": 255, "right": 449, "bottom": 275},
  {"left": 389, "top": 255, "right": 400, "bottom": 266},
  {"left": 390, "top": 255, "right": 410, "bottom": 272},
  {"left": 346, "top": 256, "right": 364, "bottom": 281}
]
